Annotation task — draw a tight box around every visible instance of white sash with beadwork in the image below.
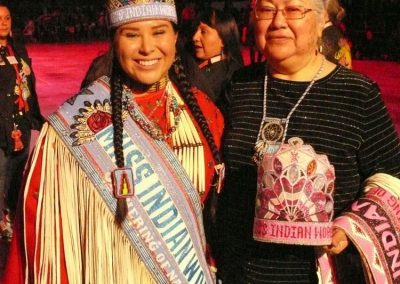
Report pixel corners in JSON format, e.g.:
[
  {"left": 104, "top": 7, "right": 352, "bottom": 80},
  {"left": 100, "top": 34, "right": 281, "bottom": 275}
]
[{"left": 47, "top": 77, "right": 214, "bottom": 284}]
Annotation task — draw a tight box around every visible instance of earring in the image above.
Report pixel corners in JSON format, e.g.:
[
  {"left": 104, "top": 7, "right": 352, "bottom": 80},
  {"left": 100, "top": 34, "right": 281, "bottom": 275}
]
[{"left": 317, "top": 37, "right": 323, "bottom": 54}]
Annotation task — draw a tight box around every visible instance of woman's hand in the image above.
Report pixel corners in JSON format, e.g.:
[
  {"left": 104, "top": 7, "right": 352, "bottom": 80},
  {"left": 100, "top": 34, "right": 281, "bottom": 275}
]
[{"left": 323, "top": 228, "right": 349, "bottom": 255}]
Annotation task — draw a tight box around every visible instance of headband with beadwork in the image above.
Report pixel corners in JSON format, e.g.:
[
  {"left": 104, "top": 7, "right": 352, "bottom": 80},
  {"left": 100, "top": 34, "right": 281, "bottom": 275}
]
[{"left": 106, "top": 0, "right": 178, "bottom": 28}]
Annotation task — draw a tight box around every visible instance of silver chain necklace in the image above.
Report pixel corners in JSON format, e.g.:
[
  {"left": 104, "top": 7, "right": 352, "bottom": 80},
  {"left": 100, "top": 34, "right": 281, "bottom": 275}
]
[{"left": 254, "top": 57, "right": 325, "bottom": 158}]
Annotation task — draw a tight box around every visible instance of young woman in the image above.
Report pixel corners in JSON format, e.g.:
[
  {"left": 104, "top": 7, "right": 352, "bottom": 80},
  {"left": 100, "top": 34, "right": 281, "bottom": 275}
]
[{"left": 3, "top": 0, "right": 224, "bottom": 283}]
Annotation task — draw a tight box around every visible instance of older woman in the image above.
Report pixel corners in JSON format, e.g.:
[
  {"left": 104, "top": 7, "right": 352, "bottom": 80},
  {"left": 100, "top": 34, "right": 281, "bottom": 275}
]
[
  {"left": 216, "top": 0, "right": 400, "bottom": 283},
  {"left": 3, "top": 0, "right": 224, "bottom": 283}
]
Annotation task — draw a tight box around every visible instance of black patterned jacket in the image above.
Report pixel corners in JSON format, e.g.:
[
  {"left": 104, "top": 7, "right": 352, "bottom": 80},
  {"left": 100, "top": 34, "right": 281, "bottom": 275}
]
[{"left": 0, "top": 37, "right": 44, "bottom": 154}]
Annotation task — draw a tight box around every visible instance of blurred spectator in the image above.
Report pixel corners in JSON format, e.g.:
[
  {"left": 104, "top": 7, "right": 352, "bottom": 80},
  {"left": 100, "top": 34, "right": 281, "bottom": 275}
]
[
  {"left": 321, "top": 0, "right": 345, "bottom": 65},
  {"left": 191, "top": 8, "right": 243, "bottom": 109},
  {"left": 22, "top": 19, "right": 35, "bottom": 43},
  {"left": 335, "top": 37, "right": 352, "bottom": 68},
  {"left": 180, "top": 2, "right": 197, "bottom": 44},
  {"left": 364, "top": 26, "right": 375, "bottom": 59},
  {"left": 0, "top": 2, "right": 44, "bottom": 243}
]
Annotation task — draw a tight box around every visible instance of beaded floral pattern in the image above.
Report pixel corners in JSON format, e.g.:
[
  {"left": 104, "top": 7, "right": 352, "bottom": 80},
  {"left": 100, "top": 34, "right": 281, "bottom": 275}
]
[
  {"left": 255, "top": 137, "right": 335, "bottom": 223},
  {"left": 70, "top": 99, "right": 128, "bottom": 146}
]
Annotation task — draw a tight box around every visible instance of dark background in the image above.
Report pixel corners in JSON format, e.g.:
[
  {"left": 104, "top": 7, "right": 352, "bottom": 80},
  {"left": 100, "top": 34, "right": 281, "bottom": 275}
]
[{"left": 3, "top": 0, "right": 400, "bottom": 61}]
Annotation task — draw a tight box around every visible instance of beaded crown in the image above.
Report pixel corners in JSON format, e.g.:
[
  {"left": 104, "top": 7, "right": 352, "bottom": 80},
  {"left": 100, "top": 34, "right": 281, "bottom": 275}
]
[
  {"left": 106, "top": 0, "right": 177, "bottom": 28},
  {"left": 253, "top": 137, "right": 336, "bottom": 245}
]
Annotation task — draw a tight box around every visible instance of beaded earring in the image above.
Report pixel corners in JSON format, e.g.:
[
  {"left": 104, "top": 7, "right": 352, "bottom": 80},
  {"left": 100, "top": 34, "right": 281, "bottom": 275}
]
[{"left": 317, "top": 37, "right": 323, "bottom": 54}]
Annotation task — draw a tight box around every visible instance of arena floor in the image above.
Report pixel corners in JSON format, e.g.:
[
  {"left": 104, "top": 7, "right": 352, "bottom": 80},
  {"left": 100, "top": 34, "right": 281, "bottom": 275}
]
[{"left": 1, "top": 42, "right": 399, "bottom": 280}]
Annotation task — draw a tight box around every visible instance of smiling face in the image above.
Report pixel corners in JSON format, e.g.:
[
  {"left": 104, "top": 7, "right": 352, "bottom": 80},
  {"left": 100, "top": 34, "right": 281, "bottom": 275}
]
[
  {"left": 0, "top": 6, "right": 11, "bottom": 45},
  {"left": 114, "top": 20, "right": 178, "bottom": 85},
  {"left": 253, "top": 0, "right": 325, "bottom": 66},
  {"left": 192, "top": 22, "right": 224, "bottom": 60}
]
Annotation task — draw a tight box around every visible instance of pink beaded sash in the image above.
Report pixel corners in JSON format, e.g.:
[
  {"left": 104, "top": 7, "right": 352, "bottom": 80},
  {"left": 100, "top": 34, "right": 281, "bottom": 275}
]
[{"left": 334, "top": 185, "right": 400, "bottom": 284}]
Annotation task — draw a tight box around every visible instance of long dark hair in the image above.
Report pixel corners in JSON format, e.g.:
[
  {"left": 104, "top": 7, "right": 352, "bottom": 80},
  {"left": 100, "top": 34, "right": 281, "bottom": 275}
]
[
  {"left": 169, "top": 55, "right": 222, "bottom": 166},
  {"left": 110, "top": 23, "right": 222, "bottom": 223},
  {"left": 194, "top": 8, "right": 243, "bottom": 66}
]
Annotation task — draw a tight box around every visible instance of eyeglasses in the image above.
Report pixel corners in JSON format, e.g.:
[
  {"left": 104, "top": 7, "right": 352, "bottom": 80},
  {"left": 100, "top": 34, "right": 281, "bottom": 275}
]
[{"left": 255, "top": 6, "right": 313, "bottom": 20}]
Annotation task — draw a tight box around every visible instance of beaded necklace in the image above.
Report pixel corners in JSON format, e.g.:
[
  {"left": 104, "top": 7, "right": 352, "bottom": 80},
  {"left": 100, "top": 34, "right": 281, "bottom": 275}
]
[
  {"left": 122, "top": 81, "right": 207, "bottom": 194},
  {"left": 124, "top": 81, "right": 183, "bottom": 141},
  {"left": 254, "top": 57, "right": 325, "bottom": 160}
]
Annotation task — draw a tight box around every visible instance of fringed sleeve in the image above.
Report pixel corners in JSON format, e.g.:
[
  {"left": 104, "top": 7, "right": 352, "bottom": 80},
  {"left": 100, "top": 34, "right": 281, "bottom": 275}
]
[{"left": 6, "top": 123, "right": 157, "bottom": 284}]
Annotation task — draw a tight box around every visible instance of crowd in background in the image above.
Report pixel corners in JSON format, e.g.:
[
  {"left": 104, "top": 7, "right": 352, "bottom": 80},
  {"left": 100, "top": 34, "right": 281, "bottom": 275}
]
[
  {"left": 9, "top": 2, "right": 107, "bottom": 43},
  {"left": 6, "top": 0, "right": 400, "bottom": 61}
]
